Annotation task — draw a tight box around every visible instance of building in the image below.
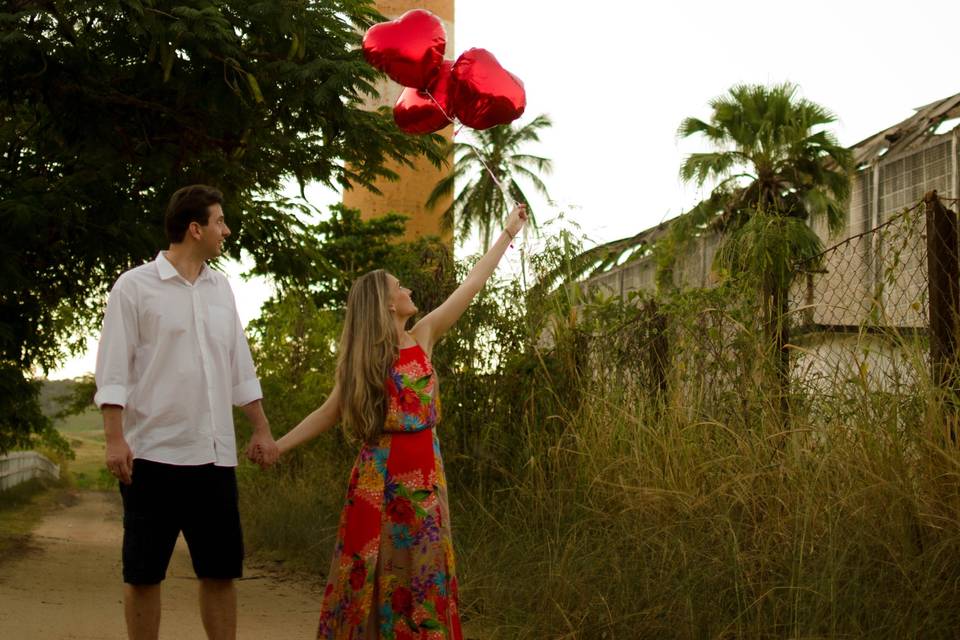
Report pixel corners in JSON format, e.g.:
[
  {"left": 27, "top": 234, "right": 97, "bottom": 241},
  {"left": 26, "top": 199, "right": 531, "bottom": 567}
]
[{"left": 343, "top": 0, "right": 455, "bottom": 244}]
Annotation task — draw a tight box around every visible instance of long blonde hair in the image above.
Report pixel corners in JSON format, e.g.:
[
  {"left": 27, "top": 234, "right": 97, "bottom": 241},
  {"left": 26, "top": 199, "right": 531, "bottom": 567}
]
[{"left": 336, "top": 270, "right": 399, "bottom": 443}]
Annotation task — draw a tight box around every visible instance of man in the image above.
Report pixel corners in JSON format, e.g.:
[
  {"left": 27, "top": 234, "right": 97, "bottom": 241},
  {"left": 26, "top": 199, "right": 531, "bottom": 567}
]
[{"left": 94, "top": 184, "right": 279, "bottom": 640}]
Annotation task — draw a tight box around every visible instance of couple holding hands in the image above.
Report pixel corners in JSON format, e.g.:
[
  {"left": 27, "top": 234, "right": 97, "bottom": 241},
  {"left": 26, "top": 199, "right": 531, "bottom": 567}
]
[{"left": 95, "top": 184, "right": 527, "bottom": 639}]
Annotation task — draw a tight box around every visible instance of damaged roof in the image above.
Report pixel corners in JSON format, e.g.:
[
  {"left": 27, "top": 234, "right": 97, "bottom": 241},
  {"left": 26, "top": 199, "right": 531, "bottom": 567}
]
[{"left": 850, "top": 92, "right": 960, "bottom": 166}]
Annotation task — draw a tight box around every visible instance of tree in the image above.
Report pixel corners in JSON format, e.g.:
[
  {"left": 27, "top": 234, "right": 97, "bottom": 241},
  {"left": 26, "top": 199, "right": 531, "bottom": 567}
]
[
  {"left": 676, "top": 82, "right": 854, "bottom": 423},
  {"left": 0, "top": 0, "right": 446, "bottom": 452},
  {"left": 427, "top": 114, "right": 553, "bottom": 250},
  {"left": 677, "top": 82, "right": 853, "bottom": 237}
]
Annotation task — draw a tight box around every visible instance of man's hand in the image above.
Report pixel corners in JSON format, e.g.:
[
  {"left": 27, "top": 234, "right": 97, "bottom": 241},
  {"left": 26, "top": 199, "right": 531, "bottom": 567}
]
[
  {"left": 102, "top": 405, "right": 133, "bottom": 485},
  {"left": 105, "top": 435, "right": 134, "bottom": 485},
  {"left": 245, "top": 431, "right": 279, "bottom": 469}
]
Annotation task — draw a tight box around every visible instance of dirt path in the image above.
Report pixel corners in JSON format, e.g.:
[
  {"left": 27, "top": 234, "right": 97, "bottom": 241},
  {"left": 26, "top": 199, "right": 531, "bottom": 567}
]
[{"left": 0, "top": 490, "right": 323, "bottom": 639}]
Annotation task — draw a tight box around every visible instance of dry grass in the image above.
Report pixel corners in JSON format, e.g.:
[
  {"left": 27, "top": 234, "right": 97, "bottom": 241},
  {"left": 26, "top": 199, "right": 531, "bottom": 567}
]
[{"left": 237, "top": 280, "right": 960, "bottom": 638}]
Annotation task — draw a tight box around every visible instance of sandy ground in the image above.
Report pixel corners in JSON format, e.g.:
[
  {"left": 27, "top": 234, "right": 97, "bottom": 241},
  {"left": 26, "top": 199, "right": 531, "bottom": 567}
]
[{"left": 0, "top": 490, "right": 324, "bottom": 639}]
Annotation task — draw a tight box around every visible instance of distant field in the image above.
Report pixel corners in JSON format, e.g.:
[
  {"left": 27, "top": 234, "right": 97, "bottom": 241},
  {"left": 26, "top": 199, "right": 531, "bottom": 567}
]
[
  {"left": 56, "top": 406, "right": 101, "bottom": 433},
  {"left": 38, "top": 381, "right": 111, "bottom": 490},
  {"left": 57, "top": 414, "right": 110, "bottom": 491}
]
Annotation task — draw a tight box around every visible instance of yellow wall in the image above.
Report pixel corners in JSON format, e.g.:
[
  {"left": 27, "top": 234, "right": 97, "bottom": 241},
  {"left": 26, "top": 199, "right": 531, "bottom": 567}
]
[{"left": 343, "top": 0, "right": 455, "bottom": 244}]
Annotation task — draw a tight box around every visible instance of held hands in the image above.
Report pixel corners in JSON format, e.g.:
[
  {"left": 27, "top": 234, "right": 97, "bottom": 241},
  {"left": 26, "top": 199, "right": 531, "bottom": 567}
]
[
  {"left": 505, "top": 203, "right": 528, "bottom": 239},
  {"left": 245, "top": 431, "right": 280, "bottom": 470}
]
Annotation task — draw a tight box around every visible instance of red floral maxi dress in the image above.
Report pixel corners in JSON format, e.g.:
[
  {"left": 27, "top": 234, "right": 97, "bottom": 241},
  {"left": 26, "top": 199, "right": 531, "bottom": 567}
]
[{"left": 317, "top": 344, "right": 463, "bottom": 640}]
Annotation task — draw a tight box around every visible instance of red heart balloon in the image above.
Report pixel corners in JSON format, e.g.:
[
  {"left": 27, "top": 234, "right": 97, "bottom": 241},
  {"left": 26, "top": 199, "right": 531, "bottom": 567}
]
[
  {"left": 450, "top": 48, "right": 526, "bottom": 130},
  {"left": 394, "top": 60, "right": 454, "bottom": 135},
  {"left": 362, "top": 9, "right": 446, "bottom": 89}
]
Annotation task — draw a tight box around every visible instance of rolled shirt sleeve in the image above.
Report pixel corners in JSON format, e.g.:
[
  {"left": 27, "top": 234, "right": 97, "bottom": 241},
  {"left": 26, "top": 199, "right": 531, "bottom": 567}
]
[
  {"left": 94, "top": 282, "right": 136, "bottom": 409},
  {"left": 230, "top": 307, "right": 263, "bottom": 407}
]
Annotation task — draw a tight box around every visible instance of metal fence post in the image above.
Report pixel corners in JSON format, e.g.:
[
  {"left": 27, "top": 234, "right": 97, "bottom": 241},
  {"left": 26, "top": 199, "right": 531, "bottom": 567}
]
[
  {"left": 924, "top": 190, "right": 960, "bottom": 394},
  {"left": 649, "top": 300, "right": 669, "bottom": 400}
]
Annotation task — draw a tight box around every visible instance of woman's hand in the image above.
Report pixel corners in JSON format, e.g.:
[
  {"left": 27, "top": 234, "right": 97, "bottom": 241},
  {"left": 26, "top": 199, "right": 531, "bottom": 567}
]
[{"left": 505, "top": 203, "right": 528, "bottom": 239}]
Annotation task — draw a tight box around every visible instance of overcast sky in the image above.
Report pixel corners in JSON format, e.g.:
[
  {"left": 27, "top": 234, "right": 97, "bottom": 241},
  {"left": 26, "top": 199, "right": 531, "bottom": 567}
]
[{"left": 51, "top": 0, "right": 960, "bottom": 378}]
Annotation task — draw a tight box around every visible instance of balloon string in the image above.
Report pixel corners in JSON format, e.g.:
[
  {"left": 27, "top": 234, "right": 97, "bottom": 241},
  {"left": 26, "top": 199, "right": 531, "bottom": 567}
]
[
  {"left": 464, "top": 147, "right": 528, "bottom": 292},
  {"left": 424, "top": 89, "right": 455, "bottom": 126},
  {"left": 423, "top": 89, "right": 527, "bottom": 290},
  {"left": 422, "top": 89, "right": 513, "bottom": 208}
]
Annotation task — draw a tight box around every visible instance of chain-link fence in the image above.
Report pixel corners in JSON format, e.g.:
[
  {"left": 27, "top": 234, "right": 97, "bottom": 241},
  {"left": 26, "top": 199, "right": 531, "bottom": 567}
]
[
  {"left": 575, "top": 192, "right": 960, "bottom": 427},
  {"left": 789, "top": 193, "right": 959, "bottom": 402}
]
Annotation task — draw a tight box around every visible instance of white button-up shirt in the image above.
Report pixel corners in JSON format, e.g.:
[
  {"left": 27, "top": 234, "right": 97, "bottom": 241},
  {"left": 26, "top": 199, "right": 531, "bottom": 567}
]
[{"left": 94, "top": 252, "right": 263, "bottom": 467}]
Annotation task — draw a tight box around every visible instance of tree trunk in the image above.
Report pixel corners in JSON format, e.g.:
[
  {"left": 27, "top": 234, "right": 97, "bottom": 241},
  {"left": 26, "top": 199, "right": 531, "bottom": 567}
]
[{"left": 767, "top": 281, "right": 791, "bottom": 431}]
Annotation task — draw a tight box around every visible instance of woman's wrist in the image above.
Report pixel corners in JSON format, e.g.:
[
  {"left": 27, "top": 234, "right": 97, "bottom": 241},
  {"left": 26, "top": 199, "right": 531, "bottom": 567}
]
[{"left": 505, "top": 227, "right": 516, "bottom": 240}]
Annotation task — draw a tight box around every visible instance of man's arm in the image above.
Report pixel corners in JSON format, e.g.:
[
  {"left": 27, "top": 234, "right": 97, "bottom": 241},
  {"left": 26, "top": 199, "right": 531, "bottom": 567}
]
[
  {"left": 224, "top": 291, "right": 277, "bottom": 468},
  {"left": 94, "top": 283, "right": 137, "bottom": 484}
]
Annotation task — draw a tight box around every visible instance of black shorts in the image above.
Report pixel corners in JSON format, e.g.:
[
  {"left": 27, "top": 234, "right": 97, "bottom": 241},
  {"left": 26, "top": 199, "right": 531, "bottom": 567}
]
[{"left": 119, "top": 458, "right": 244, "bottom": 585}]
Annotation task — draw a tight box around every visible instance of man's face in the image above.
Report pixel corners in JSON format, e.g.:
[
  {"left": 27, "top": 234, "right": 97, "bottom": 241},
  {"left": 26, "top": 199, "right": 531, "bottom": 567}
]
[{"left": 192, "top": 203, "right": 231, "bottom": 259}]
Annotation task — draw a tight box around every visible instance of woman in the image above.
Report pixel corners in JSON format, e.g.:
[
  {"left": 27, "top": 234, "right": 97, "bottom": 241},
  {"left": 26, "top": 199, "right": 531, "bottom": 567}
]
[{"left": 273, "top": 204, "right": 528, "bottom": 639}]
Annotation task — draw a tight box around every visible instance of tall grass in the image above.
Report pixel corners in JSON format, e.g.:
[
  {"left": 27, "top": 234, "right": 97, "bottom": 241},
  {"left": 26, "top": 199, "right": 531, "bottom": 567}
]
[
  {"left": 448, "top": 376, "right": 960, "bottom": 638},
  {"left": 239, "top": 282, "right": 960, "bottom": 638}
]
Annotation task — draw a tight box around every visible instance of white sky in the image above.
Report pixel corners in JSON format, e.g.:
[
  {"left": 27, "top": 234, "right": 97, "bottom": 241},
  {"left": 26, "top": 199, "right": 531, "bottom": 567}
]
[{"left": 50, "top": 0, "right": 960, "bottom": 379}]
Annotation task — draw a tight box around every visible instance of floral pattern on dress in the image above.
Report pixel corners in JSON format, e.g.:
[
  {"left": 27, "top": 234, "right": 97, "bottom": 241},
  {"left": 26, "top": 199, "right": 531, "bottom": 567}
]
[{"left": 317, "top": 344, "right": 461, "bottom": 639}]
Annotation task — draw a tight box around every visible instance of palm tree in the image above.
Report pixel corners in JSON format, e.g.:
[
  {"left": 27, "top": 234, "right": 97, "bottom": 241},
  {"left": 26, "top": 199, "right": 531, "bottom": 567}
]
[
  {"left": 427, "top": 114, "right": 553, "bottom": 250},
  {"left": 549, "top": 84, "right": 855, "bottom": 296},
  {"left": 677, "top": 82, "right": 855, "bottom": 425},
  {"left": 677, "top": 81, "right": 853, "bottom": 237}
]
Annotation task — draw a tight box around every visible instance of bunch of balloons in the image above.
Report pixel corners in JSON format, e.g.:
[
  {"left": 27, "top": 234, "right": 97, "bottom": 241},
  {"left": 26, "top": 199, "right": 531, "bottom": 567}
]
[{"left": 362, "top": 9, "right": 526, "bottom": 135}]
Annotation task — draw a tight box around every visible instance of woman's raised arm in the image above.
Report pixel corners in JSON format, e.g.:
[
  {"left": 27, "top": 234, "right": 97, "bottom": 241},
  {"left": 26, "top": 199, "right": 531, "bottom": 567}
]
[{"left": 412, "top": 204, "right": 528, "bottom": 350}]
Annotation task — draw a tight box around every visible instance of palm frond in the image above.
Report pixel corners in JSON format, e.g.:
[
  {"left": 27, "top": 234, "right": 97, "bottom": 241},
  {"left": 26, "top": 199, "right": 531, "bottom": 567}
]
[{"left": 429, "top": 113, "right": 554, "bottom": 248}]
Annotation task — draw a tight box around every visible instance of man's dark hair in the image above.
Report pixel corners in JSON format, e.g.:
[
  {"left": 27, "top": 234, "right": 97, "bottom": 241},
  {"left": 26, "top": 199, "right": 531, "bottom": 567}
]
[{"left": 164, "top": 185, "right": 224, "bottom": 243}]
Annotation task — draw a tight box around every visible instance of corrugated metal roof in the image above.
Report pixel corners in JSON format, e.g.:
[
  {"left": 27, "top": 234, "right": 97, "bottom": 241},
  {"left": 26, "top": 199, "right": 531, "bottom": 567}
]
[{"left": 850, "top": 93, "right": 960, "bottom": 166}]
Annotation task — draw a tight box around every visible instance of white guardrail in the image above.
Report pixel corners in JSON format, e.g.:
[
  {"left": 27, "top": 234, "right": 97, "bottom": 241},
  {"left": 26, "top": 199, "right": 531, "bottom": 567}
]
[{"left": 0, "top": 451, "right": 60, "bottom": 491}]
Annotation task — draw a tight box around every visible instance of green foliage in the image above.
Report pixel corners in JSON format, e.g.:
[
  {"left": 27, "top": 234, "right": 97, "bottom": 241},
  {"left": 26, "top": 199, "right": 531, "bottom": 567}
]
[
  {"left": 561, "top": 83, "right": 855, "bottom": 292},
  {"left": 0, "top": 0, "right": 446, "bottom": 449},
  {"left": 427, "top": 114, "right": 553, "bottom": 250},
  {"left": 716, "top": 208, "right": 825, "bottom": 295},
  {"left": 678, "top": 82, "right": 854, "bottom": 235},
  {"left": 0, "top": 364, "right": 70, "bottom": 456},
  {"left": 0, "top": 476, "right": 66, "bottom": 561},
  {"left": 296, "top": 204, "right": 410, "bottom": 309},
  {"left": 46, "top": 374, "right": 97, "bottom": 422},
  {"left": 246, "top": 292, "right": 342, "bottom": 441}
]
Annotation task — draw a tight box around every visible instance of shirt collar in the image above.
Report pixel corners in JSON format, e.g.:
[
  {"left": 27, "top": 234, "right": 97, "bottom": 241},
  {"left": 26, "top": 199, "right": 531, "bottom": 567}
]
[{"left": 154, "top": 251, "right": 213, "bottom": 283}]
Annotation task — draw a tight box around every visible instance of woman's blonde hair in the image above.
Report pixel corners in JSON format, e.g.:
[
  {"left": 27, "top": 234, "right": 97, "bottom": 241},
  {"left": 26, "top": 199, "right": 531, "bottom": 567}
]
[{"left": 336, "top": 269, "right": 398, "bottom": 443}]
